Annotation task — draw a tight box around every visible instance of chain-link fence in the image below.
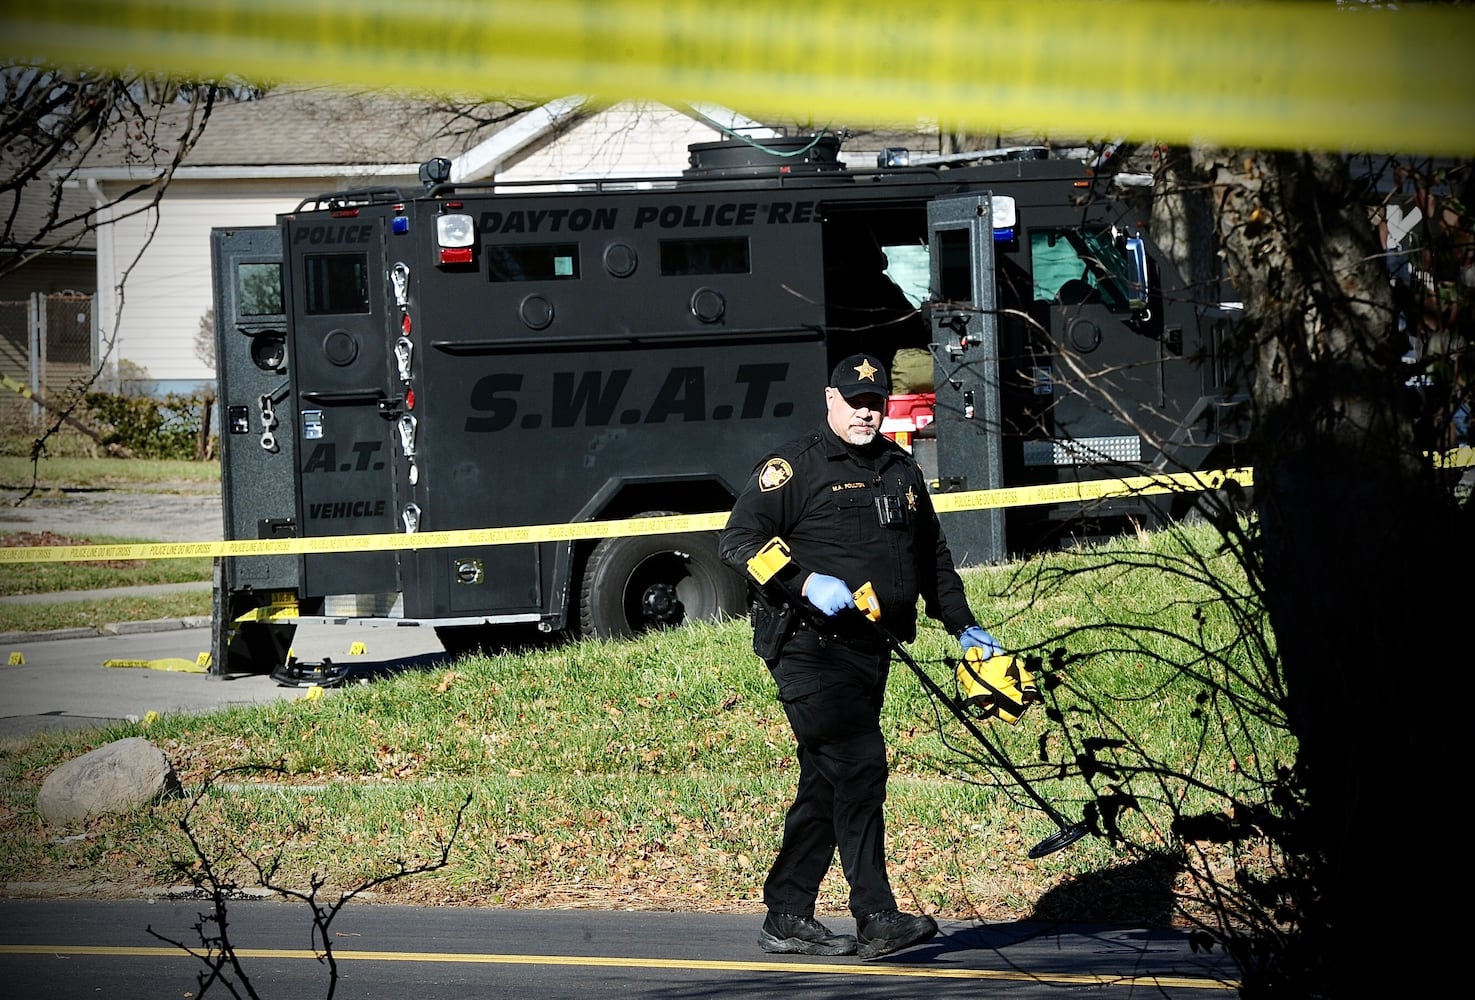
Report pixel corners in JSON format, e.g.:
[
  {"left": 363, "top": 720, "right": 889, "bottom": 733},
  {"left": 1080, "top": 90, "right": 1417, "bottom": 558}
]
[{"left": 0, "top": 292, "right": 96, "bottom": 427}]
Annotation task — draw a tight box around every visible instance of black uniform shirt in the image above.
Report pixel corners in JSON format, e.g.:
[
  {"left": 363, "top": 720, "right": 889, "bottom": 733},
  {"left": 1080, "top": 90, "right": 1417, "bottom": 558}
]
[{"left": 720, "top": 424, "right": 977, "bottom": 644}]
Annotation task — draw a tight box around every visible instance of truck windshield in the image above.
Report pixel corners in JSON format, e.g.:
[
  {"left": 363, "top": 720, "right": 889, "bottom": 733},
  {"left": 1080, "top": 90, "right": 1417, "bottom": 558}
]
[
  {"left": 881, "top": 242, "right": 931, "bottom": 307},
  {"left": 1030, "top": 230, "right": 1134, "bottom": 312}
]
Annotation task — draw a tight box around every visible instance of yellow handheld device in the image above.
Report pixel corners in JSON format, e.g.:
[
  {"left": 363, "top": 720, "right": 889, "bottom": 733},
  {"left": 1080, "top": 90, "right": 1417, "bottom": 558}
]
[
  {"left": 746, "top": 537, "right": 792, "bottom": 584},
  {"left": 852, "top": 581, "right": 881, "bottom": 621}
]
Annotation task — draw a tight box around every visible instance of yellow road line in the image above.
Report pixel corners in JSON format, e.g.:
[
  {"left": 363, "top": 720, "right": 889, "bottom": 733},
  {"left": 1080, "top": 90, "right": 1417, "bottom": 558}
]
[{"left": 0, "top": 943, "right": 1237, "bottom": 989}]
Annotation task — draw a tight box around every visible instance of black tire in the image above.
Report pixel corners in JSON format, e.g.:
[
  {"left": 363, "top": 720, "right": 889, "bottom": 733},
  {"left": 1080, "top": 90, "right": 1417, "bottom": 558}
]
[{"left": 578, "top": 513, "right": 746, "bottom": 640}]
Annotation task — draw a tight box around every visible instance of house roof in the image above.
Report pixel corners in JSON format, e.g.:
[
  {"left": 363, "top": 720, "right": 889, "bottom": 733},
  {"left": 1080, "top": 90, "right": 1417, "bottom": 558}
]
[
  {"left": 2, "top": 149, "right": 96, "bottom": 255},
  {"left": 65, "top": 86, "right": 784, "bottom": 182},
  {"left": 68, "top": 85, "right": 539, "bottom": 180},
  {"left": 9, "top": 86, "right": 979, "bottom": 257},
  {"left": 66, "top": 85, "right": 944, "bottom": 182}
]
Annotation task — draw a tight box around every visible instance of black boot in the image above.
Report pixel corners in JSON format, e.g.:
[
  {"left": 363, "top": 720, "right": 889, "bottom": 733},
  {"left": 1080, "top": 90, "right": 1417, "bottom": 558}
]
[
  {"left": 856, "top": 909, "right": 938, "bottom": 959},
  {"left": 758, "top": 912, "right": 858, "bottom": 956}
]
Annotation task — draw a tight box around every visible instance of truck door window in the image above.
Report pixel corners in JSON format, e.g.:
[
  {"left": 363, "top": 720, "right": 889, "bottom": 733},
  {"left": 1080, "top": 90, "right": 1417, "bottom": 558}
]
[
  {"left": 935, "top": 228, "right": 972, "bottom": 302},
  {"left": 236, "top": 262, "right": 283, "bottom": 316},
  {"left": 488, "top": 244, "right": 580, "bottom": 281},
  {"left": 303, "top": 253, "right": 371, "bottom": 315},
  {"left": 659, "top": 236, "right": 750, "bottom": 276}
]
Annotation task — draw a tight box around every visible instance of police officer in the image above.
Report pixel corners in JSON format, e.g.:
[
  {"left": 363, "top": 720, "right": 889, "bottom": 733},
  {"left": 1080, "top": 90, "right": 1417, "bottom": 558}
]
[{"left": 719, "top": 352, "right": 1003, "bottom": 959}]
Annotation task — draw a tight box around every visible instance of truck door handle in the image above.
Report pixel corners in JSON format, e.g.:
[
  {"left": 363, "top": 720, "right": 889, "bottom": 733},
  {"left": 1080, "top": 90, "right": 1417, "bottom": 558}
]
[{"left": 299, "top": 389, "right": 387, "bottom": 405}]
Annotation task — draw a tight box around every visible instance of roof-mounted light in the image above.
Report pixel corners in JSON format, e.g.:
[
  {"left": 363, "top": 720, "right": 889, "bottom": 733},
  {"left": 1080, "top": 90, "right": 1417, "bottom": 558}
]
[
  {"left": 419, "top": 157, "right": 452, "bottom": 190},
  {"left": 991, "top": 195, "right": 1017, "bottom": 243},
  {"left": 436, "top": 212, "right": 475, "bottom": 266},
  {"left": 878, "top": 147, "right": 910, "bottom": 168}
]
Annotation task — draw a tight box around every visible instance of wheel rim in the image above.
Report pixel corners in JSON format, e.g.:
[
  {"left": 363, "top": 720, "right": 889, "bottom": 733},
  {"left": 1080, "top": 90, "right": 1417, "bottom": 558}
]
[
  {"left": 640, "top": 580, "right": 683, "bottom": 626},
  {"left": 625, "top": 551, "right": 699, "bottom": 631}
]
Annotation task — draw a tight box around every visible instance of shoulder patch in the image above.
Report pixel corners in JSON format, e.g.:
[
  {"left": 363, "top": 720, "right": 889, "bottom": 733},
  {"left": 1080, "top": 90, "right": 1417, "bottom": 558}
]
[{"left": 758, "top": 458, "right": 793, "bottom": 492}]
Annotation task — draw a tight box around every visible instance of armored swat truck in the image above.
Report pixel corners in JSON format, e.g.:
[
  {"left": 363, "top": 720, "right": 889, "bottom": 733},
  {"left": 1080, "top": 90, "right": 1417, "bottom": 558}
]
[{"left": 209, "top": 135, "right": 1244, "bottom": 676}]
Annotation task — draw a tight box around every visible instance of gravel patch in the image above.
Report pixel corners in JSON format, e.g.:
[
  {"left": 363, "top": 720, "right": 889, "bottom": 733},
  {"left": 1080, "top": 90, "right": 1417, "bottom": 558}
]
[{"left": 1, "top": 486, "right": 222, "bottom": 543}]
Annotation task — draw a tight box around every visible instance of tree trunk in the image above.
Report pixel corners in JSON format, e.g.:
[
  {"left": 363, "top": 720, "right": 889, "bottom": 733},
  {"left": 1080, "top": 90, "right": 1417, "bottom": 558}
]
[{"left": 1201, "top": 148, "right": 1466, "bottom": 994}]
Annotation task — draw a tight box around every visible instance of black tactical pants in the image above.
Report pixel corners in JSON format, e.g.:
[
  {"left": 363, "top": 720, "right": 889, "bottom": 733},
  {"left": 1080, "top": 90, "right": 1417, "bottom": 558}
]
[{"left": 762, "top": 625, "right": 898, "bottom": 920}]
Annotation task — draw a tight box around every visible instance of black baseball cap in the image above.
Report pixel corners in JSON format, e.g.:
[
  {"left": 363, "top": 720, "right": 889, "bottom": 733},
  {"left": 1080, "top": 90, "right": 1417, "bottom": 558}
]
[{"left": 829, "top": 353, "right": 890, "bottom": 399}]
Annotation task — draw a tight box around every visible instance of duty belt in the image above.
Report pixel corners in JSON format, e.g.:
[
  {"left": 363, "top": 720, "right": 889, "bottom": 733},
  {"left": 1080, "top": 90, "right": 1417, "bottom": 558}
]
[{"left": 797, "top": 618, "right": 887, "bottom": 654}]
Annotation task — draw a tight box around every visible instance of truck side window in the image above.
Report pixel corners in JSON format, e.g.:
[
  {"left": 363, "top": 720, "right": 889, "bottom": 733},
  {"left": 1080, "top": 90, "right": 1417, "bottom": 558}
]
[
  {"left": 237, "top": 262, "right": 283, "bottom": 317},
  {"left": 488, "top": 244, "right": 580, "bottom": 281},
  {"left": 660, "top": 237, "right": 750, "bottom": 276},
  {"left": 303, "top": 253, "right": 370, "bottom": 315}
]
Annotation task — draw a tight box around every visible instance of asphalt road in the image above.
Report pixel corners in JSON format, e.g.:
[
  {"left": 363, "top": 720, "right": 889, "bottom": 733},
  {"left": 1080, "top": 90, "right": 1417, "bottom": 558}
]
[{"left": 0, "top": 898, "right": 1239, "bottom": 998}]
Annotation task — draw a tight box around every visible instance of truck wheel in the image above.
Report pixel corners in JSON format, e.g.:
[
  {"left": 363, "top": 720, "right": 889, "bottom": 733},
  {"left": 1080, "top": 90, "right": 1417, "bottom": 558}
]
[{"left": 578, "top": 515, "right": 745, "bottom": 640}]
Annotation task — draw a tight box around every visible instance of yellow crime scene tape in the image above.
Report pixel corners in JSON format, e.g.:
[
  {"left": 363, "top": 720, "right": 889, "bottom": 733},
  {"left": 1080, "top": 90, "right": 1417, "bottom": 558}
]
[
  {"left": 103, "top": 657, "right": 207, "bottom": 673},
  {"left": 0, "top": 467, "right": 1258, "bottom": 565},
  {"left": 1, "top": 1, "right": 1473, "bottom": 156}
]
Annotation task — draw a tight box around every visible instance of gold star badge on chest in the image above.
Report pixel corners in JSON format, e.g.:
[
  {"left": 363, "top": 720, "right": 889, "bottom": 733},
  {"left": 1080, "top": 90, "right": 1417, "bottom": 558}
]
[{"left": 905, "top": 486, "right": 918, "bottom": 511}]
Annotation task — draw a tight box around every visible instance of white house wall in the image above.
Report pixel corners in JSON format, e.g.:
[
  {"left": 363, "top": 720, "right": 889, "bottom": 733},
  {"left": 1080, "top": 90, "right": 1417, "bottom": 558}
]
[{"left": 91, "top": 177, "right": 411, "bottom": 393}]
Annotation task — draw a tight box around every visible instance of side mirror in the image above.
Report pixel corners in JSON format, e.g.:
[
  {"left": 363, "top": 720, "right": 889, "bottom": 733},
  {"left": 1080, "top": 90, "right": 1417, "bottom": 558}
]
[{"left": 1124, "top": 236, "right": 1149, "bottom": 311}]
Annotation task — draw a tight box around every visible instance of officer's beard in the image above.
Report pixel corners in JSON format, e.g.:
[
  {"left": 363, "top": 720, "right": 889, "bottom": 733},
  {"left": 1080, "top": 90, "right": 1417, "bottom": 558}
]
[{"left": 842, "top": 424, "right": 879, "bottom": 447}]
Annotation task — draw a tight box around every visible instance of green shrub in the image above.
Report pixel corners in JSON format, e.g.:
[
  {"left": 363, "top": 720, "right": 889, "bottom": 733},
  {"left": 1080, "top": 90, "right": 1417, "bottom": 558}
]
[{"left": 83, "top": 391, "right": 215, "bottom": 461}]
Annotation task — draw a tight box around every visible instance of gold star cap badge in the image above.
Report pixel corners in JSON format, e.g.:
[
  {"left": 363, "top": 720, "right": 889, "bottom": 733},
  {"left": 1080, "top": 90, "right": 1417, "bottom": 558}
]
[{"left": 829, "top": 353, "right": 891, "bottom": 398}]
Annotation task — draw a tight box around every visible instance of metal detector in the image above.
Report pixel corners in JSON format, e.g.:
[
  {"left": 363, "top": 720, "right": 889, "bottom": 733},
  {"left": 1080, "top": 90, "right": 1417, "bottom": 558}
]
[{"left": 864, "top": 613, "right": 1091, "bottom": 858}]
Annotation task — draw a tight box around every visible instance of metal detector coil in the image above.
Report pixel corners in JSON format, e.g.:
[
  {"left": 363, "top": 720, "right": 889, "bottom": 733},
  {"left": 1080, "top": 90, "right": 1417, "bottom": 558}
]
[{"left": 956, "top": 649, "right": 1040, "bottom": 725}]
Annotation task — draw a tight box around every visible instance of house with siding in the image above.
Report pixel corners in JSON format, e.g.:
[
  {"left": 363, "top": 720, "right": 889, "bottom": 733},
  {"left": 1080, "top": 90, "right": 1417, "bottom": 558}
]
[
  {"left": 1, "top": 150, "right": 98, "bottom": 424},
  {"left": 66, "top": 86, "right": 944, "bottom": 396}
]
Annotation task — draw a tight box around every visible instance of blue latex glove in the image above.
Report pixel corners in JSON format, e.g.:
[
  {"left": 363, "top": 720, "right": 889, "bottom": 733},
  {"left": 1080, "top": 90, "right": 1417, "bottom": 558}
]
[
  {"left": 804, "top": 573, "right": 855, "bottom": 616},
  {"left": 959, "top": 625, "right": 1003, "bottom": 659}
]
